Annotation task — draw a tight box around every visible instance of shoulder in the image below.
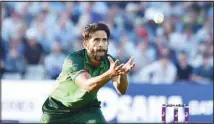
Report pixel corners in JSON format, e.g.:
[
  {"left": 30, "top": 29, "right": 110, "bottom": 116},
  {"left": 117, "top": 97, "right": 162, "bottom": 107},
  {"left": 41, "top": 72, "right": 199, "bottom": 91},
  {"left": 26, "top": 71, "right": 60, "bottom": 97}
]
[
  {"left": 62, "top": 49, "right": 86, "bottom": 73},
  {"left": 66, "top": 49, "right": 85, "bottom": 64}
]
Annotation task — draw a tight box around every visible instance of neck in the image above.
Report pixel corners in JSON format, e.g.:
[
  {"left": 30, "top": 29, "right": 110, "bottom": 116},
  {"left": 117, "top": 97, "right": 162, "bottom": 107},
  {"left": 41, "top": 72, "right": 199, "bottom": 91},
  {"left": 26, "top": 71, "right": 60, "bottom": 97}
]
[{"left": 87, "top": 52, "right": 101, "bottom": 67}]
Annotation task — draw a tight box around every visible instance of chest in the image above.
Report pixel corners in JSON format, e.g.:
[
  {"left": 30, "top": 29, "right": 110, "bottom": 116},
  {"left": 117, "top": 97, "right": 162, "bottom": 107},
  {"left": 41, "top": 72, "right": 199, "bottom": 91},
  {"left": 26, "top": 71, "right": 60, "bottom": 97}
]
[{"left": 85, "top": 65, "right": 109, "bottom": 77}]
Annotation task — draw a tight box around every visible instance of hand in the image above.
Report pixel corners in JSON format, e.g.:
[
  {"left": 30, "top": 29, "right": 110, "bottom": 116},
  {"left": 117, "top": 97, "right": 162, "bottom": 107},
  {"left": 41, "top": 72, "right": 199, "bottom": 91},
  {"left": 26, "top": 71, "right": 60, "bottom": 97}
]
[
  {"left": 107, "top": 56, "right": 124, "bottom": 78},
  {"left": 117, "top": 56, "right": 136, "bottom": 75}
]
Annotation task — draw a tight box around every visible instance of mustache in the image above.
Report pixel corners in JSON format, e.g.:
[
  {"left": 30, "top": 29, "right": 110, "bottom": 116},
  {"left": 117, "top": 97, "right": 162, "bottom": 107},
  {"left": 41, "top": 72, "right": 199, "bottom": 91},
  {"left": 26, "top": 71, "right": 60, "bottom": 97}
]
[{"left": 96, "top": 49, "right": 106, "bottom": 52}]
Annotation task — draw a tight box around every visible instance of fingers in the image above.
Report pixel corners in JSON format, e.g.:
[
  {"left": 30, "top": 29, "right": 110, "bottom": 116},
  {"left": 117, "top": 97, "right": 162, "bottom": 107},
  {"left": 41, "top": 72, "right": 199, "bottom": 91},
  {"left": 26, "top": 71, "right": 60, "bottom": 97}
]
[
  {"left": 114, "top": 59, "right": 119, "bottom": 66},
  {"left": 130, "top": 63, "right": 136, "bottom": 69},
  {"left": 119, "top": 63, "right": 136, "bottom": 75},
  {"left": 127, "top": 56, "right": 135, "bottom": 64},
  {"left": 127, "top": 63, "right": 136, "bottom": 71},
  {"left": 107, "top": 56, "right": 136, "bottom": 76},
  {"left": 108, "top": 56, "right": 114, "bottom": 64},
  {"left": 115, "top": 63, "right": 124, "bottom": 71}
]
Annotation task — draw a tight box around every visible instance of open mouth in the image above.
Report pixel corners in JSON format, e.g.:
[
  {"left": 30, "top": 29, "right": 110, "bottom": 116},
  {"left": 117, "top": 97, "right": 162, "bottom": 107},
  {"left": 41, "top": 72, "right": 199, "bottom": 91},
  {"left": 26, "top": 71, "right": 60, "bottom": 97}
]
[
  {"left": 97, "top": 49, "right": 106, "bottom": 52},
  {"left": 96, "top": 50, "right": 106, "bottom": 56},
  {"left": 97, "top": 51, "right": 105, "bottom": 55}
]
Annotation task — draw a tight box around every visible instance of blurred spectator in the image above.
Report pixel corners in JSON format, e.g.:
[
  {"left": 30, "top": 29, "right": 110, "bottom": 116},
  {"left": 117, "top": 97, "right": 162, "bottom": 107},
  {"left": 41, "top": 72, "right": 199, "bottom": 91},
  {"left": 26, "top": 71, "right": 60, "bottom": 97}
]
[
  {"left": 2, "top": 2, "right": 213, "bottom": 82},
  {"left": 117, "top": 35, "right": 136, "bottom": 63},
  {"left": 182, "top": 25, "right": 199, "bottom": 60},
  {"left": 4, "top": 47, "right": 26, "bottom": 76},
  {"left": 0, "top": 60, "right": 4, "bottom": 79},
  {"left": 3, "top": 33, "right": 26, "bottom": 76},
  {"left": 191, "top": 53, "right": 213, "bottom": 84},
  {"left": 24, "top": 28, "right": 44, "bottom": 65},
  {"left": 196, "top": 21, "right": 211, "bottom": 42},
  {"left": 30, "top": 9, "right": 56, "bottom": 53},
  {"left": 0, "top": 40, "right": 5, "bottom": 79},
  {"left": 160, "top": 20, "right": 174, "bottom": 39},
  {"left": 44, "top": 40, "right": 66, "bottom": 79},
  {"left": 190, "top": 41, "right": 207, "bottom": 68},
  {"left": 9, "top": 34, "right": 25, "bottom": 56},
  {"left": 138, "top": 53, "right": 177, "bottom": 84},
  {"left": 2, "top": 11, "right": 22, "bottom": 42},
  {"left": 175, "top": 51, "right": 193, "bottom": 81},
  {"left": 169, "top": 26, "right": 187, "bottom": 52},
  {"left": 155, "top": 41, "right": 177, "bottom": 63},
  {"left": 134, "top": 40, "right": 156, "bottom": 72},
  {"left": 183, "top": 9, "right": 201, "bottom": 33},
  {"left": 1, "top": 39, "right": 8, "bottom": 61},
  {"left": 54, "top": 12, "right": 76, "bottom": 53},
  {"left": 207, "top": 42, "right": 213, "bottom": 66},
  {"left": 91, "top": 2, "right": 108, "bottom": 22}
]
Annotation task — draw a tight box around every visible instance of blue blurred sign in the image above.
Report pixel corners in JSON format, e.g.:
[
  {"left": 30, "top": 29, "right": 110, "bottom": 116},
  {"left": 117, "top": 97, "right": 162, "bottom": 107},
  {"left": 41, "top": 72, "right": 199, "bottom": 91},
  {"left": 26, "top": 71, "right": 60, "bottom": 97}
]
[
  {"left": 98, "top": 82, "right": 213, "bottom": 123},
  {"left": 2, "top": 80, "right": 213, "bottom": 123}
]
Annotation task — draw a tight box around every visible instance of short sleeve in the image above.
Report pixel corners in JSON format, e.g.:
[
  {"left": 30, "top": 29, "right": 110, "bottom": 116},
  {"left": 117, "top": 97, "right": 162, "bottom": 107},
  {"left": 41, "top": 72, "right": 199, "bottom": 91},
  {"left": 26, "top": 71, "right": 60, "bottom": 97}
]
[{"left": 62, "top": 55, "right": 86, "bottom": 81}]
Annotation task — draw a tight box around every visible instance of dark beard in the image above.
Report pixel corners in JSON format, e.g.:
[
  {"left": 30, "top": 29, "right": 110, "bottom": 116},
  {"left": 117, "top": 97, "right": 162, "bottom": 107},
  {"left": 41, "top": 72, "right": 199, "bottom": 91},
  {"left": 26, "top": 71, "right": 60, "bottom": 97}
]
[
  {"left": 90, "top": 48, "right": 108, "bottom": 61},
  {"left": 98, "top": 52, "right": 107, "bottom": 60}
]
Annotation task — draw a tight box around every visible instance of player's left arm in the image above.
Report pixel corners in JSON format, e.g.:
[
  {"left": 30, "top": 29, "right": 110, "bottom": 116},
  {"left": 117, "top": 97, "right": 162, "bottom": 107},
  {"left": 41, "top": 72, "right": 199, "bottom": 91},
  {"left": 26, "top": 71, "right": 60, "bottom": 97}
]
[{"left": 111, "top": 57, "right": 135, "bottom": 95}]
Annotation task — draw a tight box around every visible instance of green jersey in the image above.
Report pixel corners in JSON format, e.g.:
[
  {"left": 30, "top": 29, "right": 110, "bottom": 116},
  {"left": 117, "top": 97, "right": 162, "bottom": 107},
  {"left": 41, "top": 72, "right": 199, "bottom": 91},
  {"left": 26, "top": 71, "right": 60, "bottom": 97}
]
[{"left": 42, "top": 49, "right": 112, "bottom": 113}]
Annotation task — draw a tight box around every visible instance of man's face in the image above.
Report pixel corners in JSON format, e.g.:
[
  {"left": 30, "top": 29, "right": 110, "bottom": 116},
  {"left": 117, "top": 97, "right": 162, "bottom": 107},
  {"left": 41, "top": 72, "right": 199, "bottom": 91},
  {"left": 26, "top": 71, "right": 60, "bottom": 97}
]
[{"left": 84, "top": 30, "right": 109, "bottom": 61}]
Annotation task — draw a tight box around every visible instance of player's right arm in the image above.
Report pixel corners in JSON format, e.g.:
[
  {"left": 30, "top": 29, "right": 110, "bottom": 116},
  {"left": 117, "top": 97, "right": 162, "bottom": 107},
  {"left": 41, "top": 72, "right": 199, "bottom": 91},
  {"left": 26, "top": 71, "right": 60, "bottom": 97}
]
[{"left": 74, "top": 57, "right": 124, "bottom": 93}]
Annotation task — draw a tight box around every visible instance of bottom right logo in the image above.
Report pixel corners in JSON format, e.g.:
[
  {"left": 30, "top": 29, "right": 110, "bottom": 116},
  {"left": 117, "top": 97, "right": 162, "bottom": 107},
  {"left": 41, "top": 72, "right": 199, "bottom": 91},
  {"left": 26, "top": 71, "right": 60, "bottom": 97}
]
[{"left": 162, "top": 104, "right": 189, "bottom": 124}]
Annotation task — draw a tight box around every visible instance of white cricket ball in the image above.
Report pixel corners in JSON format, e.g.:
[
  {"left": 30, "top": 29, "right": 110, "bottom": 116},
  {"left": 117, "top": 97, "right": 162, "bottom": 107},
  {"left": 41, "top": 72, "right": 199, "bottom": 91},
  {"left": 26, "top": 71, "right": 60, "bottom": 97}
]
[{"left": 153, "top": 12, "right": 164, "bottom": 24}]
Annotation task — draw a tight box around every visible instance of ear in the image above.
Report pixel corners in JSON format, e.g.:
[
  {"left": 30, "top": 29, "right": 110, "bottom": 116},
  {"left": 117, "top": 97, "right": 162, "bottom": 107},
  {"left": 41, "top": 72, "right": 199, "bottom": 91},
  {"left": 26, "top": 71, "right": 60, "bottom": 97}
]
[{"left": 83, "top": 41, "right": 87, "bottom": 49}]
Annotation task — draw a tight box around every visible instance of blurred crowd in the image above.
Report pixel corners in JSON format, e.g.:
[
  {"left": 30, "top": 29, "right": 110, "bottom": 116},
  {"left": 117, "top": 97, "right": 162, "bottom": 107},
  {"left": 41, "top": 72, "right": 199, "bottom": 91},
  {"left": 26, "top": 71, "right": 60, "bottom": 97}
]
[{"left": 1, "top": 2, "right": 213, "bottom": 84}]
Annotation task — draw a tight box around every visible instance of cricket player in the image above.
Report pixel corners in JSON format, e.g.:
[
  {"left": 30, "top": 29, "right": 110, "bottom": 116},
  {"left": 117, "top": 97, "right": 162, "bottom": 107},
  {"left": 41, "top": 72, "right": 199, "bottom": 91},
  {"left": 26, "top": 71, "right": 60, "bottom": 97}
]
[{"left": 40, "top": 22, "right": 135, "bottom": 123}]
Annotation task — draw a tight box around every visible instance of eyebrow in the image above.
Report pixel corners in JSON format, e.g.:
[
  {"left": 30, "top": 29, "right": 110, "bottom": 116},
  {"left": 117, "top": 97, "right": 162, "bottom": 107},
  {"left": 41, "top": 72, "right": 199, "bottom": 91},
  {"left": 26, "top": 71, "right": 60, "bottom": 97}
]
[{"left": 94, "top": 38, "right": 107, "bottom": 40}]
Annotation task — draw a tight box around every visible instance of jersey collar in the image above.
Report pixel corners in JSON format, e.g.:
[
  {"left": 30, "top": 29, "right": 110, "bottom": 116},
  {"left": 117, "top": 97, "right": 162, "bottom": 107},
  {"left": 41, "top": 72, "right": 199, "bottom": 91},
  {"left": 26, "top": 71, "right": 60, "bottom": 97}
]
[{"left": 84, "top": 49, "right": 106, "bottom": 69}]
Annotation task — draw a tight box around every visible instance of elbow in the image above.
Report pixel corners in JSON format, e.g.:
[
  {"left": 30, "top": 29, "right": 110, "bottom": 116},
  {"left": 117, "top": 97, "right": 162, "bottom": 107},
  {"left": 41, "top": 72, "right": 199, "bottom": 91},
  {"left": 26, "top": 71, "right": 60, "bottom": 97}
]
[
  {"left": 85, "top": 83, "right": 98, "bottom": 93},
  {"left": 119, "top": 90, "right": 126, "bottom": 95},
  {"left": 120, "top": 92, "right": 126, "bottom": 95},
  {"left": 86, "top": 87, "right": 95, "bottom": 93}
]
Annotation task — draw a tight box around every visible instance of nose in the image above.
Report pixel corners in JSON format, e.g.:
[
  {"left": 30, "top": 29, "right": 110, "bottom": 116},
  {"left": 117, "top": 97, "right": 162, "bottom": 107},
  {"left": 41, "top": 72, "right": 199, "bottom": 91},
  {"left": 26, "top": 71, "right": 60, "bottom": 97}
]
[{"left": 98, "top": 42, "right": 103, "bottom": 48}]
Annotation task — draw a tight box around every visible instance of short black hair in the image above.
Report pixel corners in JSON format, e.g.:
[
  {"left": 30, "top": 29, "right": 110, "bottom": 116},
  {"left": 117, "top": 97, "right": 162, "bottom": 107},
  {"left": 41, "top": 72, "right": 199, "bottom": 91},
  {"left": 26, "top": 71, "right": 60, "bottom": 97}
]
[{"left": 82, "top": 22, "right": 110, "bottom": 42}]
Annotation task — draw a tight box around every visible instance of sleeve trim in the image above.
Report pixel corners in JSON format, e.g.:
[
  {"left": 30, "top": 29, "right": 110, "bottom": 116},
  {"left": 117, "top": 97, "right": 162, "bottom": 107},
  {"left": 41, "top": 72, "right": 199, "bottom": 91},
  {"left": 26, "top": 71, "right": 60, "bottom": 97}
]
[{"left": 71, "top": 70, "right": 87, "bottom": 82}]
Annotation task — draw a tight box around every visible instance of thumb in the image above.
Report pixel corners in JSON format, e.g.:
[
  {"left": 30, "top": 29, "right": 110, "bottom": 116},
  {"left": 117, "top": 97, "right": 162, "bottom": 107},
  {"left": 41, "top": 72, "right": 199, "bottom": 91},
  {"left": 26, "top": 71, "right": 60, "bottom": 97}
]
[{"left": 108, "top": 56, "right": 114, "bottom": 64}]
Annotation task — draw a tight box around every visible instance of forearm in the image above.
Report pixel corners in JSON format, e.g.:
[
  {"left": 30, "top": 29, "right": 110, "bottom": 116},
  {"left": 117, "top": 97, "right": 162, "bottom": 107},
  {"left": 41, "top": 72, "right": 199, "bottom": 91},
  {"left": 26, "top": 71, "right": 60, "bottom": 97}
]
[
  {"left": 86, "top": 70, "right": 112, "bottom": 92},
  {"left": 114, "top": 74, "right": 128, "bottom": 95}
]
